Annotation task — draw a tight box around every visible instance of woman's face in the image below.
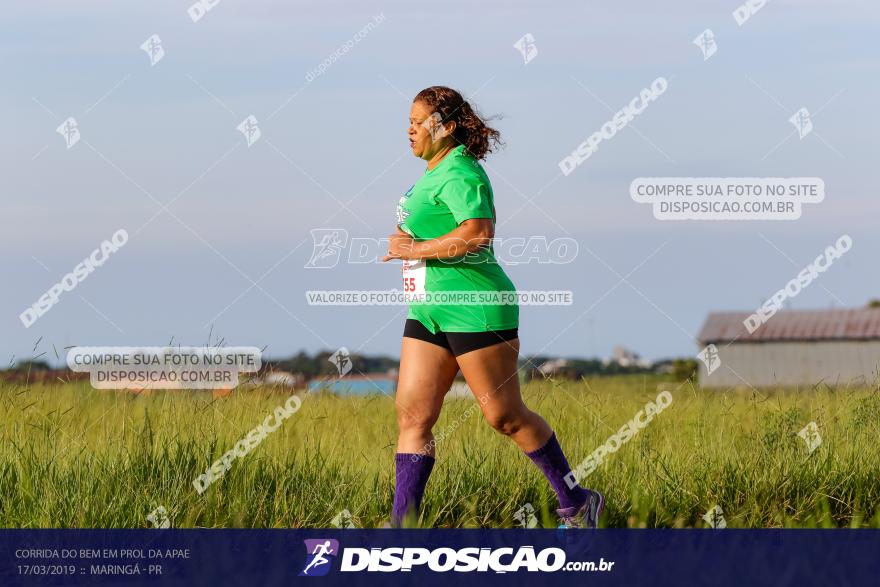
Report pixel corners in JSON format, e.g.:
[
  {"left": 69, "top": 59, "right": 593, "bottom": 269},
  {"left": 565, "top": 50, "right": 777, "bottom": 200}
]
[{"left": 409, "top": 100, "right": 453, "bottom": 160}]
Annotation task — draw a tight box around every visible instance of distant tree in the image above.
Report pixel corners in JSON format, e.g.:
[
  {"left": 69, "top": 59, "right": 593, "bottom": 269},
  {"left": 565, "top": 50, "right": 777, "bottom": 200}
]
[
  {"left": 672, "top": 358, "right": 699, "bottom": 382},
  {"left": 868, "top": 299, "right": 880, "bottom": 308},
  {"left": 567, "top": 359, "right": 608, "bottom": 376},
  {"left": 13, "top": 360, "right": 52, "bottom": 372},
  {"left": 267, "top": 350, "right": 399, "bottom": 378},
  {"left": 519, "top": 355, "right": 655, "bottom": 380},
  {"left": 272, "top": 350, "right": 318, "bottom": 378}
]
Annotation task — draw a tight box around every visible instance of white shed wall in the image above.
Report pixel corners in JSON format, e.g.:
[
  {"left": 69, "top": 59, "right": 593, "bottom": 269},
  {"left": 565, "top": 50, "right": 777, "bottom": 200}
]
[{"left": 699, "top": 341, "right": 880, "bottom": 387}]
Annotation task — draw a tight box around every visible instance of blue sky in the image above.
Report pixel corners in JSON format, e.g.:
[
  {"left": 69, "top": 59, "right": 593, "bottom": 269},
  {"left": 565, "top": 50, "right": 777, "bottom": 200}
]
[{"left": 2, "top": 0, "right": 878, "bottom": 365}]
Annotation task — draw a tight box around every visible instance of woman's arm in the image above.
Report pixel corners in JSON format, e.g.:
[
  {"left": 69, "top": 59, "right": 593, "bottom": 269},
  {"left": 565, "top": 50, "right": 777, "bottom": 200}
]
[{"left": 382, "top": 218, "right": 494, "bottom": 262}]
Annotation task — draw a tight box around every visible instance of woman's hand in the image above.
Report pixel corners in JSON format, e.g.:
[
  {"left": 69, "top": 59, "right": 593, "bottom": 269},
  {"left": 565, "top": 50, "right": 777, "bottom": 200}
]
[{"left": 382, "top": 228, "right": 417, "bottom": 262}]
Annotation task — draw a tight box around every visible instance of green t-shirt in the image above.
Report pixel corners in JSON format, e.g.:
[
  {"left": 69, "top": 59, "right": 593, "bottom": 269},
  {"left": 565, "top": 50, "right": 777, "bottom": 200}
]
[{"left": 396, "top": 144, "right": 518, "bottom": 333}]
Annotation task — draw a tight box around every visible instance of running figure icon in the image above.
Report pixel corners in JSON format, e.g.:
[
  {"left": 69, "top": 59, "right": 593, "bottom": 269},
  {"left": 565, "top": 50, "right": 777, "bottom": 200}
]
[{"left": 300, "top": 539, "right": 338, "bottom": 576}]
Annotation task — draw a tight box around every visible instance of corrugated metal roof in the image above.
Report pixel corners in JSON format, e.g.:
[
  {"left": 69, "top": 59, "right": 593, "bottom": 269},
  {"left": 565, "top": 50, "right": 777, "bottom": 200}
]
[{"left": 698, "top": 307, "right": 880, "bottom": 343}]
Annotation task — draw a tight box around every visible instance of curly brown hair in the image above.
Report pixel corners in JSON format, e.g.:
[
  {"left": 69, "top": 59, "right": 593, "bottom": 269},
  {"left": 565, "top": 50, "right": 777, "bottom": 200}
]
[{"left": 413, "top": 86, "right": 503, "bottom": 160}]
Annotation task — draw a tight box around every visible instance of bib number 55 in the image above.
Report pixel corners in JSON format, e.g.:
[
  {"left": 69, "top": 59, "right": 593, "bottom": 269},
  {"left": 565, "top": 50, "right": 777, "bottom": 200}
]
[{"left": 401, "top": 260, "right": 426, "bottom": 299}]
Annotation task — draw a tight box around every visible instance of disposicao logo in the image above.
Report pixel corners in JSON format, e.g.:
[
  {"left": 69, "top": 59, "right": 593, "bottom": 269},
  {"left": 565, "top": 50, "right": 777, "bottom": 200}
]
[{"left": 300, "top": 539, "right": 339, "bottom": 577}]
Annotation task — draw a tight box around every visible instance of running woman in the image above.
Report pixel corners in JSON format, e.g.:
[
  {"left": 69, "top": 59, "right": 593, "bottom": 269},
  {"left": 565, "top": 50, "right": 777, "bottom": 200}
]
[{"left": 382, "top": 86, "right": 604, "bottom": 528}]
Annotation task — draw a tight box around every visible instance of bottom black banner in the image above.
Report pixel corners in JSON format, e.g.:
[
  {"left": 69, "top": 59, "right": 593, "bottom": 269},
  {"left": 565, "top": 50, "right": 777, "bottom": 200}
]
[{"left": 2, "top": 529, "right": 876, "bottom": 586}]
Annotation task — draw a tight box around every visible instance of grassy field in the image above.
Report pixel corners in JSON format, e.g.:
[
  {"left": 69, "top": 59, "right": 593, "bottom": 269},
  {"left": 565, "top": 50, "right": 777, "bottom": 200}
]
[{"left": 1, "top": 375, "right": 879, "bottom": 528}]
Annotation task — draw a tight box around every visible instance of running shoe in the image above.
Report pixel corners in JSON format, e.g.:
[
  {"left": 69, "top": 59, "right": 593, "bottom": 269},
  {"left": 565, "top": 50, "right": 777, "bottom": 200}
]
[{"left": 556, "top": 489, "right": 605, "bottom": 529}]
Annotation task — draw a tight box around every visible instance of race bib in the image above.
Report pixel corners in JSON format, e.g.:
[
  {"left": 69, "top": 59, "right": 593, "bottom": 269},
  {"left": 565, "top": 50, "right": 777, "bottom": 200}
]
[{"left": 402, "top": 259, "right": 426, "bottom": 301}]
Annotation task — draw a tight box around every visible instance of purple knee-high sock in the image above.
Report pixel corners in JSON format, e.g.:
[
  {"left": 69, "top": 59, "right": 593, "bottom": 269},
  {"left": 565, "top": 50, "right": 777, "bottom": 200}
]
[
  {"left": 525, "top": 432, "right": 589, "bottom": 510},
  {"left": 392, "top": 453, "right": 435, "bottom": 527}
]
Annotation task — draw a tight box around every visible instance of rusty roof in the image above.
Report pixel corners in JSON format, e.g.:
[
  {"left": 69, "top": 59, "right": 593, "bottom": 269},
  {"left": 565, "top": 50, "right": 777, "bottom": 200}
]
[{"left": 698, "top": 307, "right": 880, "bottom": 344}]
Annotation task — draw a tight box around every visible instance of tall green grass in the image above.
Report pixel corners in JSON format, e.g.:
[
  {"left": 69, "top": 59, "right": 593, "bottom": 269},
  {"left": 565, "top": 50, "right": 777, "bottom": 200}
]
[{"left": 1, "top": 376, "right": 878, "bottom": 528}]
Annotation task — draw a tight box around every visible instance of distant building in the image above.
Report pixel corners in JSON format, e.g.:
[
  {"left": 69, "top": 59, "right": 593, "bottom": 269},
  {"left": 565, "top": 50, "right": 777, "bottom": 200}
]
[
  {"left": 244, "top": 371, "right": 305, "bottom": 388},
  {"left": 604, "top": 346, "right": 652, "bottom": 369},
  {"left": 262, "top": 371, "right": 304, "bottom": 387},
  {"left": 446, "top": 381, "right": 473, "bottom": 399},
  {"left": 697, "top": 307, "right": 880, "bottom": 387},
  {"left": 537, "top": 358, "right": 569, "bottom": 376}
]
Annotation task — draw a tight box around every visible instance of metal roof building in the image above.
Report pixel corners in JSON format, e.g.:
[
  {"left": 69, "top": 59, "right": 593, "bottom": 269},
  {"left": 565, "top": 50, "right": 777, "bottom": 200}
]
[{"left": 696, "top": 307, "right": 880, "bottom": 388}]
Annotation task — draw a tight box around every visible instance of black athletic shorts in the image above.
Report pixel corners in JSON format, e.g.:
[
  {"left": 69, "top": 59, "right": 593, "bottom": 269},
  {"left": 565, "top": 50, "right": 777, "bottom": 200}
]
[{"left": 403, "top": 318, "right": 518, "bottom": 357}]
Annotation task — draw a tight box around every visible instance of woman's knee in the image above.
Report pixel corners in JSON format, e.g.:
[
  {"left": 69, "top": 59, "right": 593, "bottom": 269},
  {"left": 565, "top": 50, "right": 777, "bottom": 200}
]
[
  {"left": 397, "top": 406, "right": 439, "bottom": 434},
  {"left": 484, "top": 408, "right": 530, "bottom": 436}
]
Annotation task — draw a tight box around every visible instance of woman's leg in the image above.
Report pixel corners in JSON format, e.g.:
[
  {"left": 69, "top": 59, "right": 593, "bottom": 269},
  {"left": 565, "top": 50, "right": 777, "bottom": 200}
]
[
  {"left": 393, "top": 336, "right": 459, "bottom": 526},
  {"left": 456, "top": 338, "right": 602, "bottom": 525},
  {"left": 454, "top": 337, "right": 550, "bottom": 450}
]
